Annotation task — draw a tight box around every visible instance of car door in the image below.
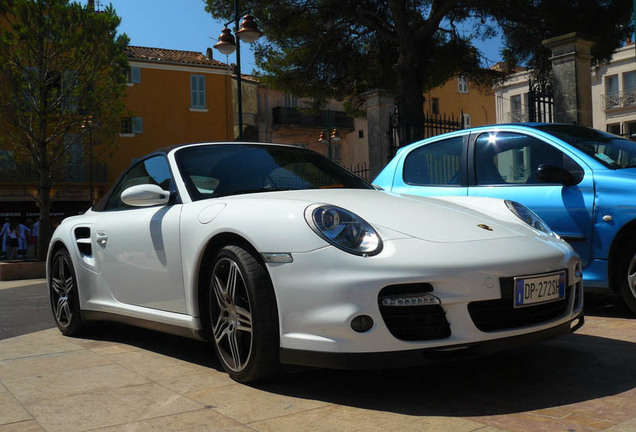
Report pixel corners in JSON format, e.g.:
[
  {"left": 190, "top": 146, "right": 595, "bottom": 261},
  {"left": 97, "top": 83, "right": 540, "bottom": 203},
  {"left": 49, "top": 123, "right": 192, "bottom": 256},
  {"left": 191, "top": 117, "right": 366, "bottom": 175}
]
[
  {"left": 93, "top": 155, "right": 186, "bottom": 313},
  {"left": 389, "top": 134, "right": 469, "bottom": 197},
  {"left": 467, "top": 130, "right": 595, "bottom": 266}
]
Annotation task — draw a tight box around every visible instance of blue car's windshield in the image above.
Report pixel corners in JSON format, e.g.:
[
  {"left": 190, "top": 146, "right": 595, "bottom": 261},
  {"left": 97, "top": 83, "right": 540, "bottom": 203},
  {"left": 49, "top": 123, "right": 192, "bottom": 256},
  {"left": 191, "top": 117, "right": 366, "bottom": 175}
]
[
  {"left": 537, "top": 124, "right": 636, "bottom": 169},
  {"left": 175, "top": 144, "right": 373, "bottom": 200}
]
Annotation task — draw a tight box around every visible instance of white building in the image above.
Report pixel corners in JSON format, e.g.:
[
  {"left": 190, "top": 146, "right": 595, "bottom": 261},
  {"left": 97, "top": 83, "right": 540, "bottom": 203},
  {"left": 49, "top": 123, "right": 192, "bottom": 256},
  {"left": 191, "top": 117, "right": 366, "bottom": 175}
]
[
  {"left": 494, "top": 68, "right": 531, "bottom": 124},
  {"left": 494, "top": 43, "right": 636, "bottom": 137},
  {"left": 592, "top": 44, "right": 636, "bottom": 138}
]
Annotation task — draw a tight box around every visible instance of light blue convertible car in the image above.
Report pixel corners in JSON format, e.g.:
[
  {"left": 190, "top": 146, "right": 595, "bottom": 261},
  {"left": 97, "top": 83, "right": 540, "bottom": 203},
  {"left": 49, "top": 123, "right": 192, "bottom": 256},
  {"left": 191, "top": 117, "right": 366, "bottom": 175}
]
[{"left": 374, "top": 123, "right": 636, "bottom": 313}]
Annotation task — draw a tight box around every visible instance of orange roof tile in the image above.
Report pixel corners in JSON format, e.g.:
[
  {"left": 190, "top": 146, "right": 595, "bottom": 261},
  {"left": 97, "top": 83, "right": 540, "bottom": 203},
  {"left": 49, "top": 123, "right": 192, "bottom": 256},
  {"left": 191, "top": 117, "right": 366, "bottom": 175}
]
[{"left": 126, "top": 46, "right": 229, "bottom": 69}]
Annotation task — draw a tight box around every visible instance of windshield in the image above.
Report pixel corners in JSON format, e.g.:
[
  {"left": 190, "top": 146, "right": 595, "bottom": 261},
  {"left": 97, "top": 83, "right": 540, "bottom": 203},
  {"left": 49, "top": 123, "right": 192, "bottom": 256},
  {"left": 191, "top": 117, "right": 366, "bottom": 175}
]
[
  {"left": 174, "top": 144, "right": 373, "bottom": 200},
  {"left": 537, "top": 124, "right": 636, "bottom": 169}
]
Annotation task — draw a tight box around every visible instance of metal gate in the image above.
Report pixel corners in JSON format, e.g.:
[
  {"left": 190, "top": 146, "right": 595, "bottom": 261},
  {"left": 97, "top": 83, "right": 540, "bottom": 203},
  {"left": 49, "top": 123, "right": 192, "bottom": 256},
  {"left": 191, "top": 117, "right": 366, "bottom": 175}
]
[
  {"left": 389, "top": 110, "right": 464, "bottom": 157},
  {"left": 528, "top": 75, "right": 554, "bottom": 123}
]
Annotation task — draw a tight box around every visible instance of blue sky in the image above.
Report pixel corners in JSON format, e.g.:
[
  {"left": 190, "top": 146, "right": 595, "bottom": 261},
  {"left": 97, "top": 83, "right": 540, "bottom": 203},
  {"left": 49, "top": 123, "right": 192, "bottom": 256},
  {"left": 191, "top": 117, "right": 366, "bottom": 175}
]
[{"left": 84, "top": 1, "right": 503, "bottom": 74}]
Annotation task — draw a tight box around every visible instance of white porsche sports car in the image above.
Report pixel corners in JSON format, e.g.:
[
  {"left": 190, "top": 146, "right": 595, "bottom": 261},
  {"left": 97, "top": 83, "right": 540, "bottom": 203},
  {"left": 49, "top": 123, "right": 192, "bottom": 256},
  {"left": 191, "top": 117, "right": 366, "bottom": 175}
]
[{"left": 48, "top": 142, "right": 584, "bottom": 383}]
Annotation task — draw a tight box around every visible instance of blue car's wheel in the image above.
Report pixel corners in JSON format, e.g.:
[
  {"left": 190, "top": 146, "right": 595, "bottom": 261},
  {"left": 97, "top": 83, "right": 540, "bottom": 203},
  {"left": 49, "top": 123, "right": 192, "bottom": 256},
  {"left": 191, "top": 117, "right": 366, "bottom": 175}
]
[{"left": 618, "top": 245, "right": 636, "bottom": 314}]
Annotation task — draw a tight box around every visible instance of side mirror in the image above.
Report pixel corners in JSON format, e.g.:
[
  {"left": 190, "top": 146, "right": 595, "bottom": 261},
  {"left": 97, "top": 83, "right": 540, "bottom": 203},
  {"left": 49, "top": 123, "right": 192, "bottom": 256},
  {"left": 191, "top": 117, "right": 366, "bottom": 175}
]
[
  {"left": 535, "top": 164, "right": 579, "bottom": 187},
  {"left": 121, "top": 184, "right": 170, "bottom": 207}
]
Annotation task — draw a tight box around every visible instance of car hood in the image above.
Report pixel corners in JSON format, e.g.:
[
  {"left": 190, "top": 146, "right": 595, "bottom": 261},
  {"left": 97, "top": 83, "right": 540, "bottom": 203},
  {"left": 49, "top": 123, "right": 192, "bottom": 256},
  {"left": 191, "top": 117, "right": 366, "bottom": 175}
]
[{"left": 223, "top": 189, "right": 531, "bottom": 243}]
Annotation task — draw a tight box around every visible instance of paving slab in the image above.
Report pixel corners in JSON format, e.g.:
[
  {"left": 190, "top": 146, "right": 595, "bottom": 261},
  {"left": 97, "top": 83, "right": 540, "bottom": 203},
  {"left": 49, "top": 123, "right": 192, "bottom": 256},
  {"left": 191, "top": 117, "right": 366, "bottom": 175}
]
[{"left": 0, "top": 288, "right": 633, "bottom": 432}]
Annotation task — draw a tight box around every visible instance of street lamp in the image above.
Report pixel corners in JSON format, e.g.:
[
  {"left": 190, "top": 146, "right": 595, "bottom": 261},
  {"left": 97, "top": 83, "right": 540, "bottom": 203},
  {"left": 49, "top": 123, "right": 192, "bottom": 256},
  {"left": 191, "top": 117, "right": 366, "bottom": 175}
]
[
  {"left": 213, "top": 5, "right": 262, "bottom": 141},
  {"left": 318, "top": 128, "right": 342, "bottom": 161},
  {"left": 317, "top": 109, "right": 342, "bottom": 161},
  {"left": 81, "top": 116, "right": 94, "bottom": 204}
]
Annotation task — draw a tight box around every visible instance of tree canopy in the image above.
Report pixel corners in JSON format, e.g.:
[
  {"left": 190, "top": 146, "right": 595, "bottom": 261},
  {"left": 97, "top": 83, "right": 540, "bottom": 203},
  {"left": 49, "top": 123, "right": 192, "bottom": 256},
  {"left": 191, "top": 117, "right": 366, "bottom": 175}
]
[
  {"left": 496, "top": 0, "right": 633, "bottom": 75},
  {"left": 205, "top": 0, "right": 632, "bottom": 136},
  {"left": 0, "top": 0, "right": 129, "bottom": 259}
]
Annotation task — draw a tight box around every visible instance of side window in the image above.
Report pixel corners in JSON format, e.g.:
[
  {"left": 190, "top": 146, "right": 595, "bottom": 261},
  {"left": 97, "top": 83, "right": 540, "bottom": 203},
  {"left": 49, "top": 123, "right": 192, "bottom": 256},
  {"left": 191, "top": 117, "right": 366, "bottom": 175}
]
[
  {"left": 475, "top": 132, "right": 582, "bottom": 185},
  {"left": 403, "top": 136, "right": 463, "bottom": 186},
  {"left": 104, "top": 156, "right": 173, "bottom": 211}
]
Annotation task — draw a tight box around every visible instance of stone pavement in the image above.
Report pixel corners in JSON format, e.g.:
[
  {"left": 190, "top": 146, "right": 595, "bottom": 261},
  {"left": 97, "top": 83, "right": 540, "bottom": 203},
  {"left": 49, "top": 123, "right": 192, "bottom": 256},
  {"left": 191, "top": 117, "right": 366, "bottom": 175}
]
[{"left": 0, "top": 287, "right": 635, "bottom": 432}]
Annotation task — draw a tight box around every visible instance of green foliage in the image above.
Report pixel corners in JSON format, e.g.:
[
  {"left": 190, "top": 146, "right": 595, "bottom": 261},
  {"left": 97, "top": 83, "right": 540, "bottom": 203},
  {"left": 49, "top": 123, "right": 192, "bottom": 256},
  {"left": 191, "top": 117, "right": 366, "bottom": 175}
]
[
  {"left": 0, "top": 0, "right": 129, "bottom": 259},
  {"left": 0, "top": 0, "right": 129, "bottom": 176},
  {"left": 205, "top": 0, "right": 499, "bottom": 118},
  {"left": 492, "top": 0, "right": 633, "bottom": 73},
  {"left": 206, "top": 0, "right": 632, "bottom": 116}
]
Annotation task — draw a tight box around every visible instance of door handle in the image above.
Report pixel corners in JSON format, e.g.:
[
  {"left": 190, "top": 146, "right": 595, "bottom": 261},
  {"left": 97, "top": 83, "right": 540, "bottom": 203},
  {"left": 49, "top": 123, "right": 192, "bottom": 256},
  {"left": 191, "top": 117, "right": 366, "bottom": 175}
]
[{"left": 96, "top": 231, "right": 108, "bottom": 247}]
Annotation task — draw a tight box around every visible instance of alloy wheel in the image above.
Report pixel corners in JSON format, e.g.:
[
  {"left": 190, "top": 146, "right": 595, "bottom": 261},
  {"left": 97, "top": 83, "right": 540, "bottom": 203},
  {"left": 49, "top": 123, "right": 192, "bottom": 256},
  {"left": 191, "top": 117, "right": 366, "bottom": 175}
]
[
  {"left": 627, "top": 254, "right": 636, "bottom": 299},
  {"left": 51, "top": 254, "right": 74, "bottom": 328},
  {"left": 211, "top": 257, "right": 254, "bottom": 372}
]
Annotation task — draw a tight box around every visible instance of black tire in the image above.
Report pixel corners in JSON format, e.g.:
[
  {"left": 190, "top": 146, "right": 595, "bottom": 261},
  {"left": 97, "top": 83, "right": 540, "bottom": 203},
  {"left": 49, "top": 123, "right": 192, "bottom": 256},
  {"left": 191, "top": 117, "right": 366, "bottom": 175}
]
[
  {"left": 617, "top": 243, "right": 636, "bottom": 314},
  {"left": 208, "top": 245, "right": 280, "bottom": 382},
  {"left": 49, "top": 248, "right": 89, "bottom": 335}
]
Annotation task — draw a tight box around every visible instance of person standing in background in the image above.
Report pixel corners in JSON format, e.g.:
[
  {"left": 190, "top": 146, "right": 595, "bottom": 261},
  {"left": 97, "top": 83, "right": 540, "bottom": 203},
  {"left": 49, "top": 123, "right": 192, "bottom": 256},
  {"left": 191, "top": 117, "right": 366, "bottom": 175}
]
[
  {"left": 30, "top": 218, "right": 39, "bottom": 259},
  {"left": 0, "top": 218, "right": 10, "bottom": 260},
  {"left": 18, "top": 219, "right": 30, "bottom": 259},
  {"left": 7, "top": 221, "right": 19, "bottom": 260}
]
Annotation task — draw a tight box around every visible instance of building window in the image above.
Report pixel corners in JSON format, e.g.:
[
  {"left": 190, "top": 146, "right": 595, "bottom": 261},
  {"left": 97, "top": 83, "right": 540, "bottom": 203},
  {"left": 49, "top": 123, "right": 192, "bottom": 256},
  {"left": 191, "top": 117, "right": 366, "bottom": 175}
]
[
  {"left": 605, "top": 75, "right": 619, "bottom": 108},
  {"left": 121, "top": 117, "right": 142, "bottom": 135},
  {"left": 462, "top": 113, "right": 471, "bottom": 128},
  {"left": 125, "top": 66, "right": 141, "bottom": 84},
  {"left": 511, "top": 95, "right": 522, "bottom": 122},
  {"left": 331, "top": 143, "right": 341, "bottom": 163},
  {"left": 624, "top": 72, "right": 636, "bottom": 106},
  {"left": 457, "top": 76, "right": 468, "bottom": 94},
  {"left": 432, "top": 98, "right": 440, "bottom": 115},
  {"left": 628, "top": 122, "right": 636, "bottom": 140},
  {"left": 607, "top": 124, "right": 621, "bottom": 136},
  {"left": 191, "top": 75, "right": 206, "bottom": 108},
  {"left": 284, "top": 93, "right": 298, "bottom": 108},
  {"left": 358, "top": 130, "right": 364, "bottom": 139}
]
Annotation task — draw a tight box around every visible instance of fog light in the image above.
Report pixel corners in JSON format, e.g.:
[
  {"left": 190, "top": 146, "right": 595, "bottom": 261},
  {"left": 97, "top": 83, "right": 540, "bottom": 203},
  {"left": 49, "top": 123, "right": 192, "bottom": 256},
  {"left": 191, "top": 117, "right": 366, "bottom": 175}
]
[
  {"left": 379, "top": 293, "right": 440, "bottom": 307},
  {"left": 351, "top": 315, "right": 373, "bottom": 333}
]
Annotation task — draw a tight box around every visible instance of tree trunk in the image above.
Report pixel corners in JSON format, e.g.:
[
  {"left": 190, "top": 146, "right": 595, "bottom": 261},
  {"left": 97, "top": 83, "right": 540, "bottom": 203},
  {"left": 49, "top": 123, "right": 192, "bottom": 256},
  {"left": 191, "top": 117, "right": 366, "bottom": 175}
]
[{"left": 394, "top": 51, "right": 426, "bottom": 147}]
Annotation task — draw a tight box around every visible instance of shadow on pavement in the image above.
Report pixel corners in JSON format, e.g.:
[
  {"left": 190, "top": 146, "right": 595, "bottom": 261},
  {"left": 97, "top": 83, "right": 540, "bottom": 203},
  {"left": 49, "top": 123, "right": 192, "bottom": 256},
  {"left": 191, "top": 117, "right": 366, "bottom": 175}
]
[
  {"left": 584, "top": 288, "right": 635, "bottom": 318},
  {"left": 75, "top": 292, "right": 636, "bottom": 418}
]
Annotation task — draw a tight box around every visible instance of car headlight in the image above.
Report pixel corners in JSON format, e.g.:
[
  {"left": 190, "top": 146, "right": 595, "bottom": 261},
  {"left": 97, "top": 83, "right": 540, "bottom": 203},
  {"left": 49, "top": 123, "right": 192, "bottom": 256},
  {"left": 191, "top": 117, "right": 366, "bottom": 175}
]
[
  {"left": 505, "top": 200, "right": 558, "bottom": 237},
  {"left": 305, "top": 204, "right": 382, "bottom": 256}
]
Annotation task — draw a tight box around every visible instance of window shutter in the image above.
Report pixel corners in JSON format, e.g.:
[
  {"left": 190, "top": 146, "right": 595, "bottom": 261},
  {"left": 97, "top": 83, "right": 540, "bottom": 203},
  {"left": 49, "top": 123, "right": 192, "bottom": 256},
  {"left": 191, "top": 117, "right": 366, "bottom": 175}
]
[
  {"left": 131, "top": 67, "right": 141, "bottom": 83},
  {"left": 132, "top": 117, "right": 143, "bottom": 134},
  {"left": 198, "top": 76, "right": 206, "bottom": 108},
  {"left": 191, "top": 75, "right": 206, "bottom": 108},
  {"left": 191, "top": 75, "right": 198, "bottom": 107}
]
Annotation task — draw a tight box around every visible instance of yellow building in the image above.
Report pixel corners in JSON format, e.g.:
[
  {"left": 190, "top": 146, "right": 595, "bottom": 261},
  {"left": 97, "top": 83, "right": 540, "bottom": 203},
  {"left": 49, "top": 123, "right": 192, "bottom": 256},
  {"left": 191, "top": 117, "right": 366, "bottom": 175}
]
[
  {"left": 0, "top": 46, "right": 234, "bottom": 219},
  {"left": 107, "top": 46, "right": 233, "bottom": 187},
  {"left": 423, "top": 75, "right": 496, "bottom": 129}
]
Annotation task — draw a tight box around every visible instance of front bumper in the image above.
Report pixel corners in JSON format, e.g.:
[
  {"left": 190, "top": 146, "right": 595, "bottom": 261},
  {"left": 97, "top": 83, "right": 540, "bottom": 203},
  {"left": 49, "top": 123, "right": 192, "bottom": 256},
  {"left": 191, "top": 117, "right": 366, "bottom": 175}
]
[
  {"left": 280, "top": 314, "right": 584, "bottom": 369},
  {"left": 267, "top": 235, "right": 583, "bottom": 360}
]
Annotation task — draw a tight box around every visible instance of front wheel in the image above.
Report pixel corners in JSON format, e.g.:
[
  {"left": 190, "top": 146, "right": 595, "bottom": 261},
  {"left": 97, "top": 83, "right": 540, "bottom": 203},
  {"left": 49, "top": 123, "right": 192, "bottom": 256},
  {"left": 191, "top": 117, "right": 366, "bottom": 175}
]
[
  {"left": 209, "top": 245, "right": 279, "bottom": 382},
  {"left": 49, "top": 248, "right": 88, "bottom": 335},
  {"left": 617, "top": 243, "right": 636, "bottom": 314}
]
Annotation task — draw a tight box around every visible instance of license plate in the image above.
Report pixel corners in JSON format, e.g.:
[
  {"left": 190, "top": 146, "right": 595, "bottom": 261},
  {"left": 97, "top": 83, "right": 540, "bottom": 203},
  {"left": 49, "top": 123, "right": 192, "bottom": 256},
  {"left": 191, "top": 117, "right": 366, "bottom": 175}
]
[{"left": 514, "top": 271, "right": 566, "bottom": 308}]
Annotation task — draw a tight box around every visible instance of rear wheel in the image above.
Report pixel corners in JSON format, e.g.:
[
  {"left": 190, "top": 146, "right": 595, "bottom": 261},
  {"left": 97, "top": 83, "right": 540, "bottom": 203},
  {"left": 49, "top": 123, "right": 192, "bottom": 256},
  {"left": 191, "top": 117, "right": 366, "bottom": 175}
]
[
  {"left": 49, "top": 248, "right": 88, "bottom": 335},
  {"left": 209, "top": 245, "right": 279, "bottom": 382},
  {"left": 617, "top": 243, "right": 636, "bottom": 314}
]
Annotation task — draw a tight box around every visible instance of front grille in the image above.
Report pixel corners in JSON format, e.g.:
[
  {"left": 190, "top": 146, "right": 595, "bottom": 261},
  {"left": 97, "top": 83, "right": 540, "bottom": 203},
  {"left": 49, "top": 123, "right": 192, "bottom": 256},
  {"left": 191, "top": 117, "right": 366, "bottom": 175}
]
[
  {"left": 378, "top": 283, "right": 451, "bottom": 341},
  {"left": 468, "top": 275, "right": 571, "bottom": 332}
]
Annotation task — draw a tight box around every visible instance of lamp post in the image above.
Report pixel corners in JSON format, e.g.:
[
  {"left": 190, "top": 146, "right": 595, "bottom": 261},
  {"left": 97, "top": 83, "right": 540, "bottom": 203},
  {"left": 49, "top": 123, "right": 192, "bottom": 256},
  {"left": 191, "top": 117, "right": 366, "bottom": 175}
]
[
  {"left": 213, "top": 2, "right": 262, "bottom": 141},
  {"left": 81, "top": 116, "right": 94, "bottom": 204},
  {"left": 317, "top": 110, "right": 342, "bottom": 161}
]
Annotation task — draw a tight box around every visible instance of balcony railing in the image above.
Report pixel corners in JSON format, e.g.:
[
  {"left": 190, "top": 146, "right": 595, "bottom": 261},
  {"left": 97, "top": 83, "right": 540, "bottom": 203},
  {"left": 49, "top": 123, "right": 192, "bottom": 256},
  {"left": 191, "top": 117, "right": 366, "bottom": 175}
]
[
  {"left": 603, "top": 89, "right": 636, "bottom": 111},
  {"left": 272, "top": 107, "right": 354, "bottom": 130}
]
